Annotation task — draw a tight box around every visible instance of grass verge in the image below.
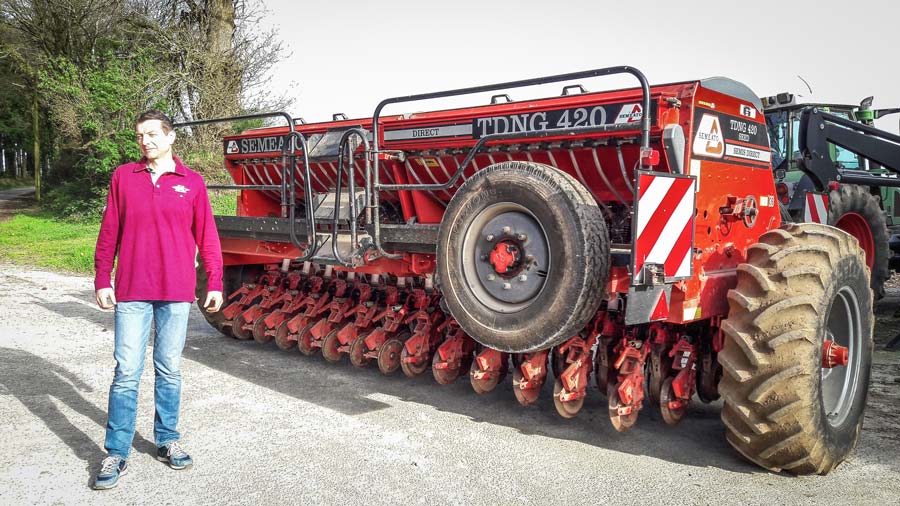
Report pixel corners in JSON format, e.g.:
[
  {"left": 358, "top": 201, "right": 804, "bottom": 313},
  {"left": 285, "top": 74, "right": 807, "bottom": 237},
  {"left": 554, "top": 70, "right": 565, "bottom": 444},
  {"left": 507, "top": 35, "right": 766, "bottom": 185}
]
[{"left": 0, "top": 211, "right": 99, "bottom": 274}]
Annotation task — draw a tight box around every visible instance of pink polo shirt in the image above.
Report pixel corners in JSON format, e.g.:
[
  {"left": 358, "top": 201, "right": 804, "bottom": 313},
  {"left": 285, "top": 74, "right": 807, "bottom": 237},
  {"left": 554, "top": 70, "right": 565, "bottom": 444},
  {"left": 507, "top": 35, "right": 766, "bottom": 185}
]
[{"left": 94, "top": 156, "right": 223, "bottom": 302}]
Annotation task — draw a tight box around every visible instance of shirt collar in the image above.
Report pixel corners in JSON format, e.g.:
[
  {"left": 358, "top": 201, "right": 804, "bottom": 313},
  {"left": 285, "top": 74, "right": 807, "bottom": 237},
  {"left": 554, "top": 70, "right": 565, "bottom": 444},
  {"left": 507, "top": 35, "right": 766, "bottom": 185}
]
[{"left": 133, "top": 155, "right": 187, "bottom": 176}]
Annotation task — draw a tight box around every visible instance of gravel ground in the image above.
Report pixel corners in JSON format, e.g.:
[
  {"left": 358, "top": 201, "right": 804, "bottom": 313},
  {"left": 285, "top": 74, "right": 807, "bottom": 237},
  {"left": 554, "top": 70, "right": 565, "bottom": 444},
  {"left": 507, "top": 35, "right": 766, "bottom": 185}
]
[{"left": 1, "top": 264, "right": 899, "bottom": 506}]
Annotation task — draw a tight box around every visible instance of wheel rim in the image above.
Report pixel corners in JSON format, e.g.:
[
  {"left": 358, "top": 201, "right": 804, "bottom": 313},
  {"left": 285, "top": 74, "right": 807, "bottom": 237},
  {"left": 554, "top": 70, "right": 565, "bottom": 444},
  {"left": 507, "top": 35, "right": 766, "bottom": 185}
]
[
  {"left": 460, "top": 203, "right": 551, "bottom": 313},
  {"left": 821, "top": 286, "right": 863, "bottom": 428},
  {"left": 835, "top": 212, "right": 875, "bottom": 269}
]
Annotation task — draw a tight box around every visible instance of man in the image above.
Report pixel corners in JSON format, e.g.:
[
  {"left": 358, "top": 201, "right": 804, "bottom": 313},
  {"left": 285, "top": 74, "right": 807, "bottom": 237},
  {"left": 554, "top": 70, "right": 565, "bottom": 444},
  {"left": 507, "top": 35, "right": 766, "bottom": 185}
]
[{"left": 92, "top": 110, "right": 224, "bottom": 490}]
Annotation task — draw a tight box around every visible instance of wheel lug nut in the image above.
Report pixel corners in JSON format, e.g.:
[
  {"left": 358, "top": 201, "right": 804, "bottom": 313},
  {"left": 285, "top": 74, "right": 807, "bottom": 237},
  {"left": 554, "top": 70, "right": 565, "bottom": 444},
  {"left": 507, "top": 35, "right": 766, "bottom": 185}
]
[
  {"left": 518, "top": 275, "right": 527, "bottom": 282},
  {"left": 486, "top": 234, "right": 495, "bottom": 242},
  {"left": 503, "top": 283, "right": 511, "bottom": 290},
  {"left": 487, "top": 274, "right": 496, "bottom": 281},
  {"left": 480, "top": 254, "right": 487, "bottom": 261},
  {"left": 517, "top": 233, "right": 526, "bottom": 241},
  {"left": 502, "top": 226, "right": 512, "bottom": 235}
]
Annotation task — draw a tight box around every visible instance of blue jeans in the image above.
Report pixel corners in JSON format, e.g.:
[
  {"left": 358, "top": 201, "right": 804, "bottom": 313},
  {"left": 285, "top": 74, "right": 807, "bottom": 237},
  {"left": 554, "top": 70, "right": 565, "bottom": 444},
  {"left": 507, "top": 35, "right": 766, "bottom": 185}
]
[{"left": 104, "top": 301, "right": 191, "bottom": 458}]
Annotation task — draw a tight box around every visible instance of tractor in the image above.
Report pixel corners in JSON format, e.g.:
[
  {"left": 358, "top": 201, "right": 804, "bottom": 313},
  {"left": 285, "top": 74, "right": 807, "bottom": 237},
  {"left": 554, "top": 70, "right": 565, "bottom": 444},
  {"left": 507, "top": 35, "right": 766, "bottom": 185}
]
[{"left": 764, "top": 93, "right": 900, "bottom": 298}]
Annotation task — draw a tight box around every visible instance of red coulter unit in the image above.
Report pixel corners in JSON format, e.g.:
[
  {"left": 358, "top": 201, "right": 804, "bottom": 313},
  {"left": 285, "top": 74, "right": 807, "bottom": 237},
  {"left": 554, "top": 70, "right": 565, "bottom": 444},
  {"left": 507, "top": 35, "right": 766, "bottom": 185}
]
[{"left": 194, "top": 66, "right": 874, "bottom": 475}]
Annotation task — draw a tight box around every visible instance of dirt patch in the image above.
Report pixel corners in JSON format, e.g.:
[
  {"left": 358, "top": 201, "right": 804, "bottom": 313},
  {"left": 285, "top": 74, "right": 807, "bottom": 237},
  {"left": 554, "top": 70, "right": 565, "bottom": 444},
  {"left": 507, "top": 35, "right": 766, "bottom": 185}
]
[{"left": 0, "top": 187, "right": 37, "bottom": 222}]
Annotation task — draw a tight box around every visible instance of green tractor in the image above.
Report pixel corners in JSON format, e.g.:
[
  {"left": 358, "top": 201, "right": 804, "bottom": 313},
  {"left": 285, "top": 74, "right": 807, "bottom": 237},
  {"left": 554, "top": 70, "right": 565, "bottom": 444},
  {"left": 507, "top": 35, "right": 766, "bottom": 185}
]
[{"left": 764, "top": 93, "right": 900, "bottom": 298}]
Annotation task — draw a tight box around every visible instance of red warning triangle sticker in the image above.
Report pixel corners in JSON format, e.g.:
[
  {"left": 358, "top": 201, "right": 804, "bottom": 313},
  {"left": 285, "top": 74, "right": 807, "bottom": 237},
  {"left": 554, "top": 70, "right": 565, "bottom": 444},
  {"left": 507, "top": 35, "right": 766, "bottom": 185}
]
[{"left": 650, "top": 291, "right": 669, "bottom": 321}]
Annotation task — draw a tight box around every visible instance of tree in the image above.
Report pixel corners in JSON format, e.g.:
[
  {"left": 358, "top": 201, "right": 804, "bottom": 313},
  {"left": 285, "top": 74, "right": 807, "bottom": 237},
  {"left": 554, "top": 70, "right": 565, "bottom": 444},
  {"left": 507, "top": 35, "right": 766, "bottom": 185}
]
[{"left": 0, "top": 0, "right": 291, "bottom": 217}]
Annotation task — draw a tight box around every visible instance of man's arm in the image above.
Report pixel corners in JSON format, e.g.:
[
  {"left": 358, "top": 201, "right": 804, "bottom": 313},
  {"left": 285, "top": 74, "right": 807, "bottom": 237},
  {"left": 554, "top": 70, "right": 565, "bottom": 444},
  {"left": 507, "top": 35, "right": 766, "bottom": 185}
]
[
  {"left": 193, "top": 177, "right": 224, "bottom": 311},
  {"left": 94, "top": 170, "right": 120, "bottom": 309}
]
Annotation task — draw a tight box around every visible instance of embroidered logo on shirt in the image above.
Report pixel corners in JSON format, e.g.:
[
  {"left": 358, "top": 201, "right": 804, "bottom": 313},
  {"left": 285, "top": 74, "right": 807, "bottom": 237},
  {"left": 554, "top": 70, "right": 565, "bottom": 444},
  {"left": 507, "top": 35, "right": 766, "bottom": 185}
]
[{"left": 172, "top": 185, "right": 190, "bottom": 194}]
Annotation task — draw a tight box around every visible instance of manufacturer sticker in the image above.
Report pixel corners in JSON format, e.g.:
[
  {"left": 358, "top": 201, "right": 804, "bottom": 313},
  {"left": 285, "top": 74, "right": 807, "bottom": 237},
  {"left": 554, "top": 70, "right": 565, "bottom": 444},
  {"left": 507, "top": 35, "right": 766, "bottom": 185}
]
[
  {"left": 223, "top": 135, "right": 286, "bottom": 155},
  {"left": 692, "top": 114, "right": 724, "bottom": 158}
]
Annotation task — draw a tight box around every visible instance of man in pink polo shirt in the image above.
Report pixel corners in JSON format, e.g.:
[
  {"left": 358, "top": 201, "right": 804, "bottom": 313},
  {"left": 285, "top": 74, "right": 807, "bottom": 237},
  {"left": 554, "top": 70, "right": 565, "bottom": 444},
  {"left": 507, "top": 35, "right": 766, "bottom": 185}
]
[{"left": 92, "top": 110, "right": 224, "bottom": 490}]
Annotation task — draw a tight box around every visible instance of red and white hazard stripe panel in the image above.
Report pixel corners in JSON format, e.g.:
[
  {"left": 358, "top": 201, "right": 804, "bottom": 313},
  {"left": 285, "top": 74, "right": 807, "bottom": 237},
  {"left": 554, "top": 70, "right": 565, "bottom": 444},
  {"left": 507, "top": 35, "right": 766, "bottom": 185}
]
[
  {"left": 633, "top": 172, "right": 697, "bottom": 284},
  {"left": 803, "top": 192, "right": 829, "bottom": 224}
]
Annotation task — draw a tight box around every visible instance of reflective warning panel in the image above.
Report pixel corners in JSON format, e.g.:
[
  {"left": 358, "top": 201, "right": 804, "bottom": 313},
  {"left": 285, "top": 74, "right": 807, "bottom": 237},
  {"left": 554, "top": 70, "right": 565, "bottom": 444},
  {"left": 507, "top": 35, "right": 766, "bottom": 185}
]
[
  {"left": 804, "top": 191, "right": 829, "bottom": 224},
  {"left": 632, "top": 171, "right": 697, "bottom": 285}
]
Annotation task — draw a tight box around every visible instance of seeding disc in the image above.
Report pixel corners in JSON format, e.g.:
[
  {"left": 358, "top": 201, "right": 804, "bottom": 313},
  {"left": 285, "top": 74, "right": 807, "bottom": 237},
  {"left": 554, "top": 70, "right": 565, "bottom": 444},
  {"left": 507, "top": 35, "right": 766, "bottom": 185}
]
[
  {"left": 232, "top": 308, "right": 254, "bottom": 340},
  {"left": 512, "top": 368, "right": 541, "bottom": 406},
  {"left": 553, "top": 378, "right": 584, "bottom": 418},
  {"left": 378, "top": 339, "right": 404, "bottom": 375},
  {"left": 469, "top": 360, "right": 501, "bottom": 395},
  {"left": 431, "top": 353, "right": 460, "bottom": 385},
  {"left": 349, "top": 332, "right": 372, "bottom": 368},
  {"left": 274, "top": 321, "right": 294, "bottom": 350},
  {"left": 660, "top": 377, "right": 686, "bottom": 425},
  {"left": 252, "top": 314, "right": 274, "bottom": 344},
  {"left": 321, "top": 329, "right": 343, "bottom": 363},
  {"left": 608, "top": 383, "right": 638, "bottom": 433},
  {"left": 400, "top": 346, "right": 429, "bottom": 378},
  {"left": 297, "top": 323, "right": 318, "bottom": 356}
]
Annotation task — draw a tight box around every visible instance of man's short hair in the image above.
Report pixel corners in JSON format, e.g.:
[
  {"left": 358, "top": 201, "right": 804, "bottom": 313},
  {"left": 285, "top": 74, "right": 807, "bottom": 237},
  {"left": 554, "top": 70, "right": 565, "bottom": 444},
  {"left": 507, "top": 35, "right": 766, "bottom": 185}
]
[{"left": 136, "top": 110, "right": 175, "bottom": 134}]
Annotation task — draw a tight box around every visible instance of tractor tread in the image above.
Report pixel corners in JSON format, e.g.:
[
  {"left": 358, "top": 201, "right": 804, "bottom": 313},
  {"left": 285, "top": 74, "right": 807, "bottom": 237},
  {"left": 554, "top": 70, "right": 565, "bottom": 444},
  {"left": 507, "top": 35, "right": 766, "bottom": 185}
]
[{"left": 718, "top": 222, "right": 873, "bottom": 475}]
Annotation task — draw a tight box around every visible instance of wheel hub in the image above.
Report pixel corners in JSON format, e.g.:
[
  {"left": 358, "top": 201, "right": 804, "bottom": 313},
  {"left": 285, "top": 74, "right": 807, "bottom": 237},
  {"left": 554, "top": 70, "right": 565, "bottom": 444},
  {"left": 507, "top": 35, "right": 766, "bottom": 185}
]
[
  {"left": 822, "top": 340, "right": 849, "bottom": 368},
  {"left": 464, "top": 205, "right": 551, "bottom": 309},
  {"left": 821, "top": 286, "right": 863, "bottom": 428},
  {"left": 489, "top": 240, "right": 521, "bottom": 274}
]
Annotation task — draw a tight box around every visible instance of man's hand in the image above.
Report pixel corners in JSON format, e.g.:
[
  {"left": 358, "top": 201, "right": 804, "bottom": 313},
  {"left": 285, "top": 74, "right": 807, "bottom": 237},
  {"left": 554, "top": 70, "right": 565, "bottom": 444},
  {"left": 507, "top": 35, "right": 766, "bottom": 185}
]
[
  {"left": 204, "top": 291, "right": 223, "bottom": 313},
  {"left": 96, "top": 288, "right": 116, "bottom": 309}
]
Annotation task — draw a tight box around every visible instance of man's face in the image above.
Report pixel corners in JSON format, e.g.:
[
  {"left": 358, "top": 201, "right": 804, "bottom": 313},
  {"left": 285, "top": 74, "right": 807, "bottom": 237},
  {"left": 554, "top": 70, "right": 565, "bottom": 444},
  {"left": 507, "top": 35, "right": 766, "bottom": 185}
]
[{"left": 136, "top": 119, "right": 176, "bottom": 161}]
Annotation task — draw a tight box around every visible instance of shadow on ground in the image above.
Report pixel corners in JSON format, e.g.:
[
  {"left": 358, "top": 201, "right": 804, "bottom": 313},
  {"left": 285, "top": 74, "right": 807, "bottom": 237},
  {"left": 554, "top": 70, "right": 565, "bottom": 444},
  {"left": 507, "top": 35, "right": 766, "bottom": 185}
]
[
  {"left": 27, "top": 288, "right": 900, "bottom": 477},
  {"left": 0, "top": 347, "right": 157, "bottom": 480}
]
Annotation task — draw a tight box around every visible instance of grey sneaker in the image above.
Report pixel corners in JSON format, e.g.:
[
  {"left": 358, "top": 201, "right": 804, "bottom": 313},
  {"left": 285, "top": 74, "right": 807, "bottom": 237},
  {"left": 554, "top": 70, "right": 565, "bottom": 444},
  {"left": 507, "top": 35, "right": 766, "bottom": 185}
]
[
  {"left": 92, "top": 455, "right": 128, "bottom": 490},
  {"left": 156, "top": 441, "right": 193, "bottom": 470}
]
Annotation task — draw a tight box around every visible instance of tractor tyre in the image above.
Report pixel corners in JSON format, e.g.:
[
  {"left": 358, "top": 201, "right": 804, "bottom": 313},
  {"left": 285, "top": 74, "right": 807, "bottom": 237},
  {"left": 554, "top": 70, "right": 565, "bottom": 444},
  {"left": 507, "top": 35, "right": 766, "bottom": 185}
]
[
  {"left": 828, "top": 184, "right": 889, "bottom": 299},
  {"left": 719, "top": 223, "right": 873, "bottom": 475},
  {"left": 437, "top": 161, "right": 609, "bottom": 353},
  {"left": 195, "top": 260, "right": 229, "bottom": 336}
]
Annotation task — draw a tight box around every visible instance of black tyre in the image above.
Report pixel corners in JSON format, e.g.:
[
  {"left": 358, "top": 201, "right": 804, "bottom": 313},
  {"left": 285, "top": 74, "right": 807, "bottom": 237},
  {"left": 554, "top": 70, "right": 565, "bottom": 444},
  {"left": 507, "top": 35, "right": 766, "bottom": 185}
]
[
  {"left": 195, "top": 262, "right": 256, "bottom": 338},
  {"left": 719, "top": 223, "right": 873, "bottom": 475},
  {"left": 195, "top": 261, "right": 229, "bottom": 336},
  {"left": 437, "top": 161, "right": 609, "bottom": 353},
  {"left": 828, "top": 184, "right": 889, "bottom": 299}
]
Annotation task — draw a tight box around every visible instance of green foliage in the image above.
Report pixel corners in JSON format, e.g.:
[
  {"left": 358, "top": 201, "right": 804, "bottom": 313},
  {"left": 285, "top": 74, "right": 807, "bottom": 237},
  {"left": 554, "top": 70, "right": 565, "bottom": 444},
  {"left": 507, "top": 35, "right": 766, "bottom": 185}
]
[
  {"left": 209, "top": 190, "right": 238, "bottom": 216},
  {"left": 0, "top": 211, "right": 100, "bottom": 273},
  {"left": 36, "top": 51, "right": 168, "bottom": 215}
]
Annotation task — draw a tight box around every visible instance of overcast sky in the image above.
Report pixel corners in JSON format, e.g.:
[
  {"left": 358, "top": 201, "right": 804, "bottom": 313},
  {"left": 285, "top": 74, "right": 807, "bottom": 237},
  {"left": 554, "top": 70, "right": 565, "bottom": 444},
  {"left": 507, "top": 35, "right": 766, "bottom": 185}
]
[{"left": 258, "top": 0, "right": 900, "bottom": 130}]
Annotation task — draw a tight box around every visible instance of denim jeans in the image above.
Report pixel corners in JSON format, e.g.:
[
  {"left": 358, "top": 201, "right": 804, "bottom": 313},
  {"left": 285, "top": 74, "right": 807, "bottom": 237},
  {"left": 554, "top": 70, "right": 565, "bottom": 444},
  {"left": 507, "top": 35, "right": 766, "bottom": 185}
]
[{"left": 104, "top": 301, "right": 191, "bottom": 458}]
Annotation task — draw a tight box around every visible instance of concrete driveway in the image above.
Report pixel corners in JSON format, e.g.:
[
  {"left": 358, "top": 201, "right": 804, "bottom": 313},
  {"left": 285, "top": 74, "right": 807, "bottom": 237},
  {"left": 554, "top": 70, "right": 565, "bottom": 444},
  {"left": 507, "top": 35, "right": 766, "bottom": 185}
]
[{"left": 1, "top": 264, "right": 898, "bottom": 505}]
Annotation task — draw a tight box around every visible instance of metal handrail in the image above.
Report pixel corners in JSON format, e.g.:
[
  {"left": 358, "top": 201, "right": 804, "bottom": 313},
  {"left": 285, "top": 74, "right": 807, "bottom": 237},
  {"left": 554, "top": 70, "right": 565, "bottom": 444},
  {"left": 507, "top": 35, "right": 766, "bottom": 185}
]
[
  {"left": 330, "top": 128, "right": 370, "bottom": 266},
  {"left": 367, "top": 65, "right": 654, "bottom": 258},
  {"left": 173, "top": 111, "right": 296, "bottom": 219},
  {"left": 281, "top": 130, "right": 317, "bottom": 262}
]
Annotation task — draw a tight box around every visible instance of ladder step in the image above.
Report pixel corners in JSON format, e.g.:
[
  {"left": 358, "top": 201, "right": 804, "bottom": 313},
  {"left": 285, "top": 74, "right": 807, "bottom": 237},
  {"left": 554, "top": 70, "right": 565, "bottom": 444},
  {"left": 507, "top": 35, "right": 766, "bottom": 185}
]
[
  {"left": 313, "top": 189, "right": 366, "bottom": 221},
  {"left": 311, "top": 232, "right": 372, "bottom": 267}
]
